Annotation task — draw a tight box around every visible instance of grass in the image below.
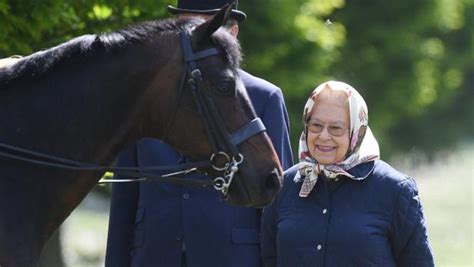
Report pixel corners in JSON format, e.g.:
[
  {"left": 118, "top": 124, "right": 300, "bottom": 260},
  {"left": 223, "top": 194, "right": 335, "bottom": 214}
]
[
  {"left": 58, "top": 146, "right": 473, "bottom": 266},
  {"left": 394, "top": 146, "right": 473, "bottom": 267},
  {"left": 60, "top": 191, "right": 109, "bottom": 266}
]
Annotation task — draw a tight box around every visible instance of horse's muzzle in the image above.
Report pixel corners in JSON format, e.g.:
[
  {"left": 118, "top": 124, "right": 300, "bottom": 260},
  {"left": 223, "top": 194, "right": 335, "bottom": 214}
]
[
  {"left": 262, "top": 167, "right": 283, "bottom": 203},
  {"left": 225, "top": 167, "right": 282, "bottom": 208}
]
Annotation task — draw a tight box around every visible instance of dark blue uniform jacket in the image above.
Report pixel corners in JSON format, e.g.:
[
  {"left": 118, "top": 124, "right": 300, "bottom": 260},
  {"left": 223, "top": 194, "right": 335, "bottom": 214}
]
[
  {"left": 261, "top": 160, "right": 434, "bottom": 267},
  {"left": 105, "top": 70, "right": 293, "bottom": 267}
]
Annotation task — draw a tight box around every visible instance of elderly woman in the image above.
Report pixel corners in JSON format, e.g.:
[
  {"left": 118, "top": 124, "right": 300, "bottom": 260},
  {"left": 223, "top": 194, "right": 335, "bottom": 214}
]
[{"left": 261, "top": 81, "right": 434, "bottom": 266}]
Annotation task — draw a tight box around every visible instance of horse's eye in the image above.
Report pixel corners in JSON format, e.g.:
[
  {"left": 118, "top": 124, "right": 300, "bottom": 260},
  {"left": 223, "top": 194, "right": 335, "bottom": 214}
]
[
  {"left": 215, "top": 81, "right": 235, "bottom": 95},
  {"left": 217, "top": 85, "right": 230, "bottom": 93}
]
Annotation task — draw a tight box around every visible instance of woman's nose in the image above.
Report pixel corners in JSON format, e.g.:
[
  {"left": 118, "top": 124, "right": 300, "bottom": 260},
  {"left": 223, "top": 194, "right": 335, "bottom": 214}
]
[{"left": 318, "top": 126, "right": 331, "bottom": 139}]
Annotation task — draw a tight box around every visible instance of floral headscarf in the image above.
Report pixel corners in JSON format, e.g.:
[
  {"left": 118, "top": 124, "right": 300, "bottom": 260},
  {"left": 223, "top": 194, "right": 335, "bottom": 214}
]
[{"left": 295, "top": 81, "right": 380, "bottom": 197}]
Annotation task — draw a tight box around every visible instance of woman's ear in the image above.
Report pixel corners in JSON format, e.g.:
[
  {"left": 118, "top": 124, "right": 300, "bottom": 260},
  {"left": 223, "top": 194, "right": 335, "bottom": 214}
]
[{"left": 228, "top": 24, "right": 239, "bottom": 38}]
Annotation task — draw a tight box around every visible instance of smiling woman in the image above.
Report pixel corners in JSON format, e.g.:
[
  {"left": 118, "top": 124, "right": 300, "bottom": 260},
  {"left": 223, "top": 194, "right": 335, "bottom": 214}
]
[
  {"left": 261, "top": 80, "right": 435, "bottom": 266},
  {"left": 305, "top": 86, "right": 350, "bottom": 165}
]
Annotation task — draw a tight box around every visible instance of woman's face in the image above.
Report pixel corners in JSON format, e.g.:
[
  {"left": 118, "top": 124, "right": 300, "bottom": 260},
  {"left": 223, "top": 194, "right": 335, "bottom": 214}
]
[{"left": 307, "top": 98, "right": 350, "bottom": 164}]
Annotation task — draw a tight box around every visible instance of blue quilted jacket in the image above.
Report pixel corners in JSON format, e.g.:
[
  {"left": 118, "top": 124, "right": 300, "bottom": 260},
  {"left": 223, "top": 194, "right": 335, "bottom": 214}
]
[{"left": 261, "top": 160, "right": 434, "bottom": 267}]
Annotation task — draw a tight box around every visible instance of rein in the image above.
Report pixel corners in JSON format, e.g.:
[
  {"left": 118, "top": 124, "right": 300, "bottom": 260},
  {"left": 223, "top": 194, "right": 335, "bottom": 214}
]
[
  {"left": 0, "top": 30, "right": 266, "bottom": 195},
  {"left": 0, "top": 143, "right": 214, "bottom": 188}
]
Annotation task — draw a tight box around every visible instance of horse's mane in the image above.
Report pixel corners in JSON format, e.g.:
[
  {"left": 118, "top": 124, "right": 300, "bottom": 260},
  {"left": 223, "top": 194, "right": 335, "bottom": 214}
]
[{"left": 0, "top": 17, "right": 241, "bottom": 87}]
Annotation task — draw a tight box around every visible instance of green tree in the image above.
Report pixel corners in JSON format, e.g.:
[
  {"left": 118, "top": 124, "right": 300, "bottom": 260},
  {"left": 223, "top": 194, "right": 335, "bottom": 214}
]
[
  {"left": 0, "top": 0, "right": 173, "bottom": 57},
  {"left": 328, "top": 0, "right": 473, "bottom": 157},
  {"left": 239, "top": 0, "right": 473, "bottom": 159}
]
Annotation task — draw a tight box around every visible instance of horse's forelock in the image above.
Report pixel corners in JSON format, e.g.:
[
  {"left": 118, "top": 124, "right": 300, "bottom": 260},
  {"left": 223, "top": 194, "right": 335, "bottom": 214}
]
[{"left": 212, "top": 29, "right": 242, "bottom": 70}]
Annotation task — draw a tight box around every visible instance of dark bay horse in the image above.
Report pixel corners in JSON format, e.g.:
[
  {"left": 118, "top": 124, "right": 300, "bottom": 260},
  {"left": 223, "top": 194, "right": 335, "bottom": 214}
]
[{"left": 0, "top": 6, "right": 282, "bottom": 267}]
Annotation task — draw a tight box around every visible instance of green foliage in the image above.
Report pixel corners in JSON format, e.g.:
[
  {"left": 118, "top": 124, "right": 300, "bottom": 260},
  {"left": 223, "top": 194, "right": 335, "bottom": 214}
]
[
  {"left": 240, "top": 0, "right": 473, "bottom": 159},
  {"left": 0, "top": 0, "right": 173, "bottom": 57},
  {"left": 0, "top": 0, "right": 472, "bottom": 159},
  {"left": 325, "top": 0, "right": 473, "bottom": 157}
]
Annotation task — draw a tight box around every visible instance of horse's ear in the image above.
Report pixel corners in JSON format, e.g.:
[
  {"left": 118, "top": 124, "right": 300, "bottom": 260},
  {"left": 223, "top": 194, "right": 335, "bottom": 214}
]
[{"left": 195, "top": 4, "right": 232, "bottom": 42}]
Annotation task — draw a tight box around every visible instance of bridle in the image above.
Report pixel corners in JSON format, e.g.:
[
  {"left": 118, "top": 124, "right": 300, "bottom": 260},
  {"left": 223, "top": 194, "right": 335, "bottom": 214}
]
[
  {"left": 0, "top": 29, "right": 266, "bottom": 196},
  {"left": 161, "top": 29, "right": 267, "bottom": 194}
]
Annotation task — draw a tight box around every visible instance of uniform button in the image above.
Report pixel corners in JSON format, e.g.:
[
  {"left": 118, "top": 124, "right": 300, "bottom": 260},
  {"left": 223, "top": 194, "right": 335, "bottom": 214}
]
[
  {"left": 322, "top": 209, "right": 327, "bottom": 214},
  {"left": 183, "top": 193, "right": 190, "bottom": 200},
  {"left": 317, "top": 244, "right": 322, "bottom": 250},
  {"left": 176, "top": 235, "right": 182, "bottom": 241},
  {"left": 334, "top": 178, "right": 339, "bottom": 182}
]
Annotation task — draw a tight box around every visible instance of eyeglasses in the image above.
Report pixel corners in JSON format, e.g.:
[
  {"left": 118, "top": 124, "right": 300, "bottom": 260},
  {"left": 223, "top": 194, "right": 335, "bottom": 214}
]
[{"left": 306, "top": 120, "right": 349, "bottom": 137}]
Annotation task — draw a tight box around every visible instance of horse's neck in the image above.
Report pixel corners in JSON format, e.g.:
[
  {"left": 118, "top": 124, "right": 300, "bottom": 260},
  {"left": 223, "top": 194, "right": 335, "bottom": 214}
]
[
  {"left": 0, "top": 35, "right": 179, "bottom": 263},
  {"left": 6, "top": 36, "right": 176, "bottom": 163},
  {"left": 36, "top": 37, "right": 177, "bottom": 213}
]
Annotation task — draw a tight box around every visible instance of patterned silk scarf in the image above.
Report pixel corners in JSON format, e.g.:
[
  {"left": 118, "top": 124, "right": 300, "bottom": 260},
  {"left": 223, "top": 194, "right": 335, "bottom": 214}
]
[{"left": 294, "top": 81, "right": 380, "bottom": 197}]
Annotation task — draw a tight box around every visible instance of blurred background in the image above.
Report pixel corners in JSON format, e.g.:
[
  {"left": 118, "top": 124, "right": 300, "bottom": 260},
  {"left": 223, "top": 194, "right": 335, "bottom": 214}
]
[{"left": 1, "top": 0, "right": 472, "bottom": 266}]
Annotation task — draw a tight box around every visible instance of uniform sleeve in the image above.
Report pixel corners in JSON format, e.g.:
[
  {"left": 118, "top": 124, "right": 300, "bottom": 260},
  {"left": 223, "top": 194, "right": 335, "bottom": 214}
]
[
  {"left": 391, "top": 177, "right": 434, "bottom": 266},
  {"left": 105, "top": 143, "right": 140, "bottom": 267},
  {"left": 261, "top": 198, "right": 278, "bottom": 267},
  {"left": 261, "top": 89, "right": 294, "bottom": 170}
]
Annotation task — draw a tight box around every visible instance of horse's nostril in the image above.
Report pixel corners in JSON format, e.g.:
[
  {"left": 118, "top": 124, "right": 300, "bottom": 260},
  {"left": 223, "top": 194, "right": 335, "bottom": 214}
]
[{"left": 265, "top": 168, "right": 282, "bottom": 190}]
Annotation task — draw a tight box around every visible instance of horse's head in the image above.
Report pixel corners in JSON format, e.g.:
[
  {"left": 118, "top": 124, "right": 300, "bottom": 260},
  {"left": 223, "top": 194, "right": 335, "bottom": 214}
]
[{"left": 150, "top": 5, "right": 282, "bottom": 207}]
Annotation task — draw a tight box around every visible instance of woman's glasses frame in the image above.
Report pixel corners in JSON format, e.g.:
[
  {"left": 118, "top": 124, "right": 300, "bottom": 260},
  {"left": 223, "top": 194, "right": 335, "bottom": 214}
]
[{"left": 306, "top": 120, "right": 349, "bottom": 137}]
